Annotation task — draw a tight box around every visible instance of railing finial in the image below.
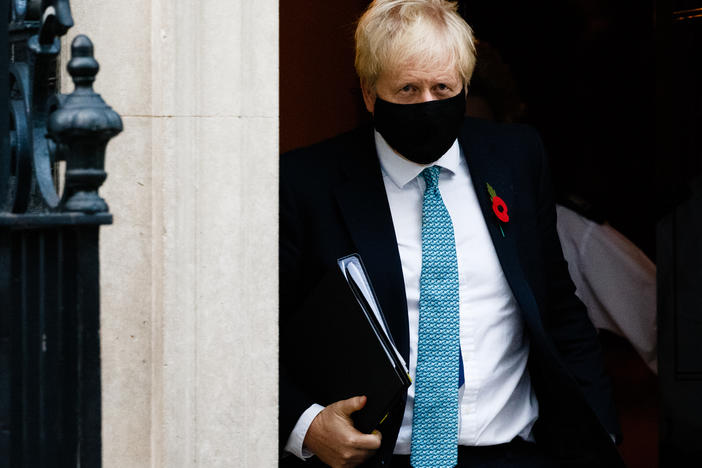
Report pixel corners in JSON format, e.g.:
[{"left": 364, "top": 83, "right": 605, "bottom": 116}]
[
  {"left": 67, "top": 34, "right": 99, "bottom": 86},
  {"left": 47, "top": 34, "right": 123, "bottom": 214}
]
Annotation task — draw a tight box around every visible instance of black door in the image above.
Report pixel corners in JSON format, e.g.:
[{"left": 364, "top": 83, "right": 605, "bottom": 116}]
[{"left": 656, "top": 0, "right": 702, "bottom": 465}]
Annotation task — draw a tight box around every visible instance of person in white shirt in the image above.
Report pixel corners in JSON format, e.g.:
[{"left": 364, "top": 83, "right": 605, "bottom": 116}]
[{"left": 556, "top": 203, "right": 657, "bottom": 373}]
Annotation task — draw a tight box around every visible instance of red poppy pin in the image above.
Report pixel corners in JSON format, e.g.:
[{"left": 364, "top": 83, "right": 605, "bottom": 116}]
[{"left": 486, "top": 183, "right": 509, "bottom": 237}]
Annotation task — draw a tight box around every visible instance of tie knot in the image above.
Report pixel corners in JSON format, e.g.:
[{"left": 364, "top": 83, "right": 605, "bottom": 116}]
[{"left": 421, "top": 166, "right": 441, "bottom": 191}]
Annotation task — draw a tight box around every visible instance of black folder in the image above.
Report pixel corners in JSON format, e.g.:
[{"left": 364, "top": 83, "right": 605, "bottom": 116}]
[{"left": 284, "top": 254, "right": 411, "bottom": 433}]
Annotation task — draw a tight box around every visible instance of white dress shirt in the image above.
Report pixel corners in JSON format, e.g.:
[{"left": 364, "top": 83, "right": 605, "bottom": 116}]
[
  {"left": 374, "top": 132, "right": 538, "bottom": 453},
  {"left": 284, "top": 132, "right": 539, "bottom": 459},
  {"left": 556, "top": 205, "right": 657, "bottom": 373}
]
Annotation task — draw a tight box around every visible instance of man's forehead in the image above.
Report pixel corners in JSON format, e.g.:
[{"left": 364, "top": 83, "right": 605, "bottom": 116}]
[{"left": 383, "top": 58, "right": 460, "bottom": 82}]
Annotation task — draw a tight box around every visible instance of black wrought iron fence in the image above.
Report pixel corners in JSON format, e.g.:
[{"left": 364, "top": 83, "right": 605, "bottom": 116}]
[{"left": 1, "top": 1, "right": 122, "bottom": 466}]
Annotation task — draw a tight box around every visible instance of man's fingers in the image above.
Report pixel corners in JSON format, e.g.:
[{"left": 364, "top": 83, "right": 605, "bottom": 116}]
[
  {"left": 336, "top": 395, "right": 367, "bottom": 416},
  {"left": 350, "top": 431, "right": 382, "bottom": 450},
  {"left": 304, "top": 399, "right": 382, "bottom": 468},
  {"left": 333, "top": 397, "right": 382, "bottom": 449}
]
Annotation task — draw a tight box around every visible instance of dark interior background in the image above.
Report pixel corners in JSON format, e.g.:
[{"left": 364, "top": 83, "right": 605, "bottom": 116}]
[
  {"left": 280, "top": 0, "right": 370, "bottom": 155},
  {"left": 460, "top": 0, "right": 657, "bottom": 259}
]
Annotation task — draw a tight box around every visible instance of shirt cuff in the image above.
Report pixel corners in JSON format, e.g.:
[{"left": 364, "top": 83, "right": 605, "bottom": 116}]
[{"left": 284, "top": 404, "right": 325, "bottom": 460}]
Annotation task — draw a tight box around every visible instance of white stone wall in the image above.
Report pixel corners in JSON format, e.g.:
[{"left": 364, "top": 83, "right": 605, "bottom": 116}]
[{"left": 63, "top": 1, "right": 278, "bottom": 466}]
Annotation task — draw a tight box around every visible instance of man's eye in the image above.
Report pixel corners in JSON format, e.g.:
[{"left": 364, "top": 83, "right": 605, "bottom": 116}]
[
  {"left": 437, "top": 84, "right": 448, "bottom": 90},
  {"left": 400, "top": 85, "right": 413, "bottom": 93}
]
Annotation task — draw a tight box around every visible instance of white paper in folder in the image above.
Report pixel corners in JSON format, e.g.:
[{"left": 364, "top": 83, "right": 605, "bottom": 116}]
[{"left": 338, "top": 255, "right": 409, "bottom": 374}]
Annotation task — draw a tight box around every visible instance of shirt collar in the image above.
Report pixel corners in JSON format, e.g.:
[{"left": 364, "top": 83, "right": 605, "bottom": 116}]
[{"left": 374, "top": 130, "right": 461, "bottom": 189}]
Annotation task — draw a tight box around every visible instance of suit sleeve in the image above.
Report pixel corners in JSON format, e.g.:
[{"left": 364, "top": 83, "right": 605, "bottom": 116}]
[
  {"left": 278, "top": 154, "right": 317, "bottom": 453},
  {"left": 530, "top": 131, "right": 622, "bottom": 441}
]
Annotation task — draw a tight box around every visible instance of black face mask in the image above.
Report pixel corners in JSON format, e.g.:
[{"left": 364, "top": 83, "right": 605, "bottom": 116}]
[{"left": 373, "top": 89, "right": 466, "bottom": 165}]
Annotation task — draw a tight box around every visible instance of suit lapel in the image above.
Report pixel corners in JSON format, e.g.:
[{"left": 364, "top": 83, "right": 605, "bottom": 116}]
[
  {"left": 333, "top": 128, "right": 410, "bottom": 363},
  {"left": 459, "top": 122, "right": 547, "bottom": 339}
]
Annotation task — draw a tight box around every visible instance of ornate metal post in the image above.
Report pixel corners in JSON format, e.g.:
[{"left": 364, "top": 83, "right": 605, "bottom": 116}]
[
  {"left": 48, "top": 35, "right": 122, "bottom": 214},
  {"left": 1, "top": 1, "right": 122, "bottom": 466}
]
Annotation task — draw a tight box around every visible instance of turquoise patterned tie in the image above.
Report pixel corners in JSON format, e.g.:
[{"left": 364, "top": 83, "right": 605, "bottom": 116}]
[{"left": 411, "top": 166, "right": 460, "bottom": 468}]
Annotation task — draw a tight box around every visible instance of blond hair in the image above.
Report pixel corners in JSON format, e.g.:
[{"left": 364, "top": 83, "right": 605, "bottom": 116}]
[{"left": 355, "top": 0, "right": 477, "bottom": 89}]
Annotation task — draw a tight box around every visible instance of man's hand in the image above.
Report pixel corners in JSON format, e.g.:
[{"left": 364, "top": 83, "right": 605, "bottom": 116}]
[{"left": 303, "top": 396, "right": 382, "bottom": 467}]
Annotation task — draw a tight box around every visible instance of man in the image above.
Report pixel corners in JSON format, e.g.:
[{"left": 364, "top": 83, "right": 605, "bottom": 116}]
[{"left": 280, "top": 1, "right": 622, "bottom": 466}]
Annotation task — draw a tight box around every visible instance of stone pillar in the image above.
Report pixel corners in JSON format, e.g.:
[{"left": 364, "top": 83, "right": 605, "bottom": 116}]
[{"left": 63, "top": 1, "right": 278, "bottom": 466}]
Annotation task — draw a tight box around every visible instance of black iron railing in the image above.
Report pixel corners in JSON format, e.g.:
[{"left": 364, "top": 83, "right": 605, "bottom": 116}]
[{"left": 1, "top": 1, "right": 122, "bottom": 466}]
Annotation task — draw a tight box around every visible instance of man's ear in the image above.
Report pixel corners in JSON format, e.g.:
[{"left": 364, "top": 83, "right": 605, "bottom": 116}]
[{"left": 361, "top": 82, "right": 376, "bottom": 114}]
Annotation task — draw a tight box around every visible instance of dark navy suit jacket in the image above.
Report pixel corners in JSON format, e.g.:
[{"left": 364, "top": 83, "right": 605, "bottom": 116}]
[{"left": 279, "top": 118, "right": 623, "bottom": 467}]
